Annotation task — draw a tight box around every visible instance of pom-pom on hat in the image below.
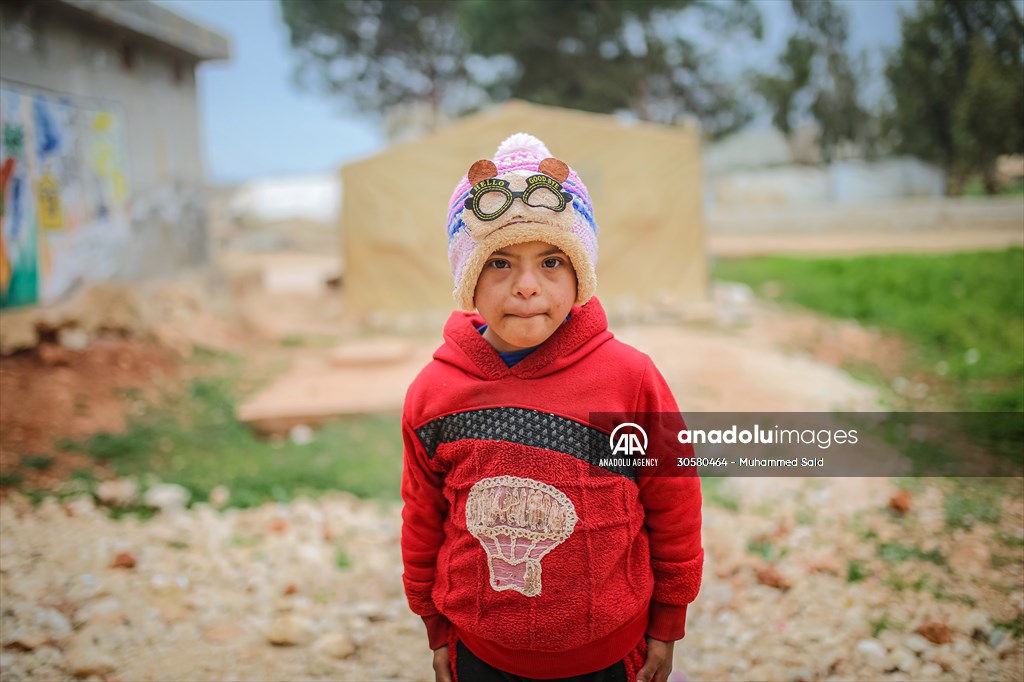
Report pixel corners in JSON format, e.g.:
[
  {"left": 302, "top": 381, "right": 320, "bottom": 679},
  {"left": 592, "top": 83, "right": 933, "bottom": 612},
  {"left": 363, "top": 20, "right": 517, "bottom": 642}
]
[{"left": 445, "top": 133, "right": 598, "bottom": 311}]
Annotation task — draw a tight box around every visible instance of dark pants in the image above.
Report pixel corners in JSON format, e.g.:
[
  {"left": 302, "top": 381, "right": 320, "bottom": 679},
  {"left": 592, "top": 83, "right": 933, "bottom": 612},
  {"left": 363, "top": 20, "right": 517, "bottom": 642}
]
[{"left": 455, "top": 640, "right": 629, "bottom": 682}]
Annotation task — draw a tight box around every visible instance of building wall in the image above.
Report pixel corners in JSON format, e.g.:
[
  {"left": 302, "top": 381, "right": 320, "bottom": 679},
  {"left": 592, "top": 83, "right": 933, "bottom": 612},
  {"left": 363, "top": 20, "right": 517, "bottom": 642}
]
[{"left": 0, "top": 0, "right": 207, "bottom": 309}]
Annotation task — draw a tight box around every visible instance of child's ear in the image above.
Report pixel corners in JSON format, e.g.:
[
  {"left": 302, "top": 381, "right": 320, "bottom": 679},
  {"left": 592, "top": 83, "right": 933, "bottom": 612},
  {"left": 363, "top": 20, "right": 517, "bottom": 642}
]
[
  {"left": 538, "top": 158, "right": 570, "bottom": 183},
  {"left": 468, "top": 160, "right": 498, "bottom": 185}
]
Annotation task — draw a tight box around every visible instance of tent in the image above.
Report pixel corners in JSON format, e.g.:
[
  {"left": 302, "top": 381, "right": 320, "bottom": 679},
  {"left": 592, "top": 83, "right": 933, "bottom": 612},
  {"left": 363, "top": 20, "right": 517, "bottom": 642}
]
[{"left": 339, "top": 101, "right": 707, "bottom": 320}]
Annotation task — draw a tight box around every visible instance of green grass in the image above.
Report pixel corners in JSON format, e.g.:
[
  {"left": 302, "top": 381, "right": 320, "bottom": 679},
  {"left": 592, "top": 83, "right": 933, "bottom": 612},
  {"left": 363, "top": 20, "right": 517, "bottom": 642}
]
[
  {"left": 57, "top": 358, "right": 404, "bottom": 510},
  {"left": 871, "top": 613, "right": 899, "bottom": 637},
  {"left": 280, "top": 334, "right": 341, "bottom": 349},
  {"left": 20, "top": 455, "right": 55, "bottom": 471},
  {"left": 963, "top": 177, "right": 1024, "bottom": 197},
  {"left": 878, "top": 541, "right": 946, "bottom": 565},
  {"left": 847, "top": 559, "right": 870, "bottom": 583},
  {"left": 701, "top": 477, "right": 740, "bottom": 511},
  {"left": 714, "top": 248, "right": 1024, "bottom": 413},
  {"left": 944, "top": 489, "right": 1001, "bottom": 529}
]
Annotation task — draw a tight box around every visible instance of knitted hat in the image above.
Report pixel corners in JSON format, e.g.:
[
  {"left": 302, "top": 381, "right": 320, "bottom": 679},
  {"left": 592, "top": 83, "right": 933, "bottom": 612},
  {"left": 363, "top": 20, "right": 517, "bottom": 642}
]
[{"left": 445, "top": 133, "right": 598, "bottom": 311}]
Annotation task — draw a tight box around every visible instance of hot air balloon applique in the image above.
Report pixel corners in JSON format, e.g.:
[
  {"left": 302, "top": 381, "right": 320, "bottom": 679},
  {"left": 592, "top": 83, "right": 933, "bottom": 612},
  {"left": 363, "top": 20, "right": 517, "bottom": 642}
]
[{"left": 465, "top": 476, "right": 578, "bottom": 597}]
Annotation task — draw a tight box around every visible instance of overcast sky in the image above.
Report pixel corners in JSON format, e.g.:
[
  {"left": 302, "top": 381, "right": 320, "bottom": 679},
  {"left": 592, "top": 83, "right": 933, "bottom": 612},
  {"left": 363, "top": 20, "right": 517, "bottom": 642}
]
[{"left": 158, "top": 0, "right": 917, "bottom": 186}]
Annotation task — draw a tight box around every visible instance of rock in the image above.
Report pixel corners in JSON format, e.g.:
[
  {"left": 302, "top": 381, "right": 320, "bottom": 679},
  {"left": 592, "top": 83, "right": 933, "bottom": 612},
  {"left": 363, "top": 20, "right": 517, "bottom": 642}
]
[
  {"left": 265, "top": 616, "right": 316, "bottom": 646},
  {"left": 33, "top": 608, "right": 72, "bottom": 639},
  {"left": 109, "top": 551, "right": 136, "bottom": 569},
  {"left": 961, "top": 609, "right": 991, "bottom": 638},
  {"left": 888, "top": 489, "right": 911, "bottom": 514},
  {"left": 916, "top": 621, "right": 953, "bottom": 645},
  {"left": 202, "top": 623, "right": 245, "bottom": 644},
  {"left": 289, "top": 424, "right": 314, "bottom": 446},
  {"left": 58, "top": 328, "right": 90, "bottom": 351},
  {"left": 74, "top": 599, "right": 124, "bottom": 628},
  {"left": 904, "top": 633, "right": 931, "bottom": 653},
  {"left": 312, "top": 632, "right": 356, "bottom": 659},
  {"left": 804, "top": 555, "right": 842, "bottom": 575},
  {"left": 2, "top": 629, "right": 49, "bottom": 651},
  {"left": 885, "top": 647, "right": 920, "bottom": 675},
  {"left": 855, "top": 639, "right": 887, "bottom": 668},
  {"left": 65, "top": 574, "right": 105, "bottom": 603},
  {"left": 987, "top": 627, "right": 1008, "bottom": 649},
  {"left": 209, "top": 485, "right": 230, "bottom": 508},
  {"left": 755, "top": 565, "right": 792, "bottom": 591},
  {"left": 64, "top": 644, "right": 116, "bottom": 678},
  {"left": 96, "top": 479, "right": 140, "bottom": 507},
  {"left": 63, "top": 496, "right": 97, "bottom": 517},
  {"left": 143, "top": 483, "right": 190, "bottom": 513},
  {"left": 919, "top": 662, "right": 944, "bottom": 679}
]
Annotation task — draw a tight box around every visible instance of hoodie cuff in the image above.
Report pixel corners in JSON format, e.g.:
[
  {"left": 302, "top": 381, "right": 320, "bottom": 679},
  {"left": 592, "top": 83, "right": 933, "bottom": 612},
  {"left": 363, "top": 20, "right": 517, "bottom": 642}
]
[
  {"left": 422, "top": 614, "right": 452, "bottom": 650},
  {"left": 646, "top": 601, "right": 688, "bottom": 642}
]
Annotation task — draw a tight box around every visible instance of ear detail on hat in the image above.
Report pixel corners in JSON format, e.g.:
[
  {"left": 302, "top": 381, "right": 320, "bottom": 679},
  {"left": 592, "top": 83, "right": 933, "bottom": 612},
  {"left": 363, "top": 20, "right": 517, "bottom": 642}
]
[
  {"left": 468, "top": 159, "right": 498, "bottom": 185},
  {"left": 538, "top": 158, "right": 570, "bottom": 183}
]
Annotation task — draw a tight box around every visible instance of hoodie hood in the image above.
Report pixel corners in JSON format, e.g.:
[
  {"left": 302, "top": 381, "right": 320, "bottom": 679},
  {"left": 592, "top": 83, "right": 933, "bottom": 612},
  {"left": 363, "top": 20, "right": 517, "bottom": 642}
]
[{"left": 433, "top": 297, "right": 613, "bottom": 381}]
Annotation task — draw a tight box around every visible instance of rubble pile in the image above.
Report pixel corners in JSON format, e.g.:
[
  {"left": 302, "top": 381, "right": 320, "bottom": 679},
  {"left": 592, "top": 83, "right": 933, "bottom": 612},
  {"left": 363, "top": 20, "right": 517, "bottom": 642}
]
[{"left": 1, "top": 477, "right": 1020, "bottom": 681}]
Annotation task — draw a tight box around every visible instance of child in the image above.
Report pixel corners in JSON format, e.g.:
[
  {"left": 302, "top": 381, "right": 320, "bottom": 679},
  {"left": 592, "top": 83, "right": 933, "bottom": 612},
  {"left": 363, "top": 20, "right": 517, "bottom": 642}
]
[{"left": 401, "top": 133, "right": 703, "bottom": 682}]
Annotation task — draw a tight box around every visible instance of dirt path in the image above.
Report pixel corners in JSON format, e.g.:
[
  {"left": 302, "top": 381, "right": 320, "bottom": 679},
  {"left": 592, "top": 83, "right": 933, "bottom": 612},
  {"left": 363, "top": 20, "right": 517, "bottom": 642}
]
[{"left": 709, "top": 226, "right": 1023, "bottom": 258}]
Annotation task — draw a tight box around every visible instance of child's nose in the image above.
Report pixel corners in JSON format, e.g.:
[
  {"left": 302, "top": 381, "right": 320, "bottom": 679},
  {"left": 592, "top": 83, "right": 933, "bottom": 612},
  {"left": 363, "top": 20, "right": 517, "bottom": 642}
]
[{"left": 513, "top": 267, "right": 541, "bottom": 297}]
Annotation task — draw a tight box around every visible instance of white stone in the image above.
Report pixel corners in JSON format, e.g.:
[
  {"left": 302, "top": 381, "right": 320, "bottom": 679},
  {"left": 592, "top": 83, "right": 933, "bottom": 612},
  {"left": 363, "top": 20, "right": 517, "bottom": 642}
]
[
  {"left": 961, "top": 609, "right": 991, "bottom": 637},
  {"left": 58, "top": 328, "right": 90, "bottom": 351},
  {"left": 855, "top": 638, "right": 887, "bottom": 667},
  {"left": 289, "top": 424, "right": 314, "bottom": 446},
  {"left": 64, "top": 496, "right": 98, "bottom": 517},
  {"left": 987, "top": 627, "right": 1008, "bottom": 650},
  {"left": 33, "top": 608, "right": 72, "bottom": 639},
  {"left": 143, "top": 483, "right": 190, "bottom": 513},
  {"left": 96, "top": 479, "right": 140, "bottom": 507},
  {"left": 904, "top": 633, "right": 932, "bottom": 653},
  {"left": 64, "top": 645, "right": 116, "bottom": 678},
  {"left": 885, "top": 648, "right": 921, "bottom": 675},
  {"left": 66, "top": 574, "right": 105, "bottom": 603},
  {"left": 312, "top": 632, "right": 356, "bottom": 659},
  {"left": 265, "top": 615, "right": 316, "bottom": 646},
  {"left": 74, "top": 598, "right": 122, "bottom": 627},
  {"left": 2, "top": 628, "right": 49, "bottom": 651}
]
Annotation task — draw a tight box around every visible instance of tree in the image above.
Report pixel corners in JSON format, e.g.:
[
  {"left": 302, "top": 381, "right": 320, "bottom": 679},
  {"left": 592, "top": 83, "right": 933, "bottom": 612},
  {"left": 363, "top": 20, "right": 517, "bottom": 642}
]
[
  {"left": 751, "top": 0, "right": 871, "bottom": 162},
  {"left": 280, "top": 0, "right": 764, "bottom": 139},
  {"left": 280, "top": 1, "right": 484, "bottom": 131},
  {"left": 885, "top": 0, "right": 1024, "bottom": 194},
  {"left": 751, "top": 35, "right": 815, "bottom": 136},
  {"left": 458, "top": 0, "right": 764, "bottom": 138}
]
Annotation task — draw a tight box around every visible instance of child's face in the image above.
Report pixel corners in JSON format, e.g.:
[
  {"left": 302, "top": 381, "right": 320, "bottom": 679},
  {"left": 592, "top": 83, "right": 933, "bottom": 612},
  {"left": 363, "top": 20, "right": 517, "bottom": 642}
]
[{"left": 473, "top": 241, "right": 577, "bottom": 353}]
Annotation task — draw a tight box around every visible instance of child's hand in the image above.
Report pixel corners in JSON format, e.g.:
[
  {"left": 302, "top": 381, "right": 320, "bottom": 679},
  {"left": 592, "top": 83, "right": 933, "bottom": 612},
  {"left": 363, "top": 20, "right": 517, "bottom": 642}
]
[
  {"left": 636, "top": 637, "right": 674, "bottom": 682},
  {"left": 432, "top": 646, "right": 452, "bottom": 682}
]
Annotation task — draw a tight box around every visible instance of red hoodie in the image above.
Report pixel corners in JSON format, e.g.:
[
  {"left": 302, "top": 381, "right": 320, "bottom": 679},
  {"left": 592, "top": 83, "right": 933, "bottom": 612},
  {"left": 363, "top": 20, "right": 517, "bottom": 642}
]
[{"left": 401, "top": 297, "right": 704, "bottom": 679}]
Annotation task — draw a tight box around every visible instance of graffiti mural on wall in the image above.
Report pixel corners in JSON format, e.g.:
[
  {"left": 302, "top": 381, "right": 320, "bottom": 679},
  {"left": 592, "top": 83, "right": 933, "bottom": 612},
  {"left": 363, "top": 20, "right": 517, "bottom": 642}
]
[{"left": 0, "top": 84, "right": 130, "bottom": 309}]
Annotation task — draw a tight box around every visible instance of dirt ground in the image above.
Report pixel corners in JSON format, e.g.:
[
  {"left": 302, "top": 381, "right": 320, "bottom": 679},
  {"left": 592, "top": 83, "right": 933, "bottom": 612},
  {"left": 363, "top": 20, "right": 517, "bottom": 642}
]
[
  {"left": 0, "top": 339, "right": 180, "bottom": 491},
  {"left": 1, "top": 225, "right": 1022, "bottom": 681}
]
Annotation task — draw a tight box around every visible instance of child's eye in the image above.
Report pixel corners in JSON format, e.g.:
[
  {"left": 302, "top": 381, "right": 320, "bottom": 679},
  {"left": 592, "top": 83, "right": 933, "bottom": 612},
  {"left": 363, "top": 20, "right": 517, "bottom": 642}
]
[
  {"left": 488, "top": 259, "right": 510, "bottom": 269},
  {"left": 542, "top": 257, "right": 563, "bottom": 268}
]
